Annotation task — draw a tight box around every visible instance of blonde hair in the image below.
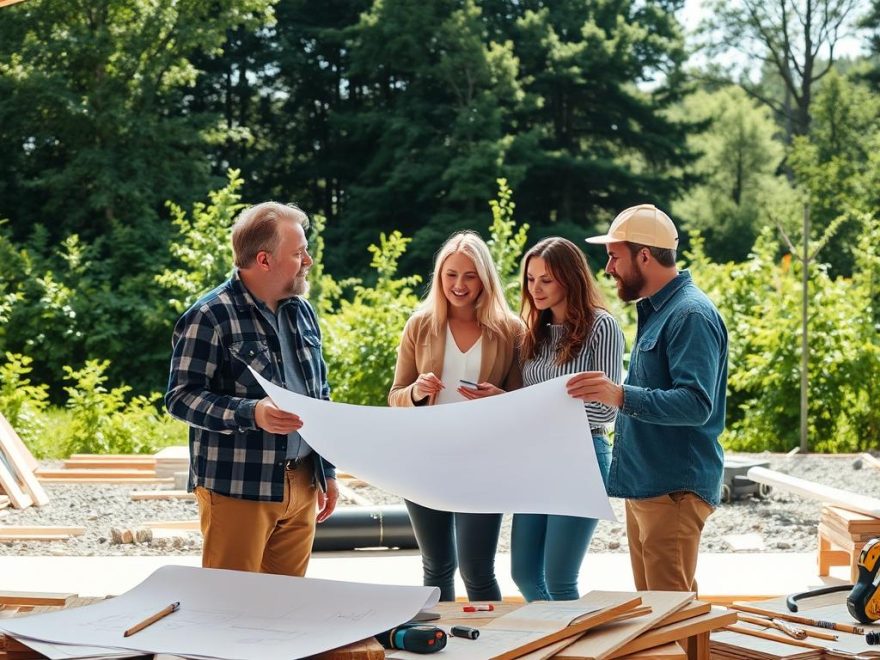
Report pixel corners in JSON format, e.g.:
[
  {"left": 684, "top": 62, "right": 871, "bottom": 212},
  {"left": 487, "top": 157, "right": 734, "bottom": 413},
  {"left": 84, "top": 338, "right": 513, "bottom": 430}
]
[
  {"left": 232, "top": 202, "right": 309, "bottom": 268},
  {"left": 420, "top": 231, "right": 516, "bottom": 337}
]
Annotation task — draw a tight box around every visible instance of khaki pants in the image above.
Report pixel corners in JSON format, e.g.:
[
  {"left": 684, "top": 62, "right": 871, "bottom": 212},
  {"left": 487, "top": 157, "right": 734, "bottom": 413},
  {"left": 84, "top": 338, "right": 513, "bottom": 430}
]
[
  {"left": 195, "top": 465, "right": 318, "bottom": 576},
  {"left": 625, "top": 492, "right": 714, "bottom": 593}
]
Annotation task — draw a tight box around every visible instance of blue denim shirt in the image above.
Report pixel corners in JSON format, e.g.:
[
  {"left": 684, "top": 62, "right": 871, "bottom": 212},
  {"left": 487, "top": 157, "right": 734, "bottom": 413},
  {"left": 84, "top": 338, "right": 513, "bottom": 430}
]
[{"left": 607, "top": 270, "right": 728, "bottom": 506}]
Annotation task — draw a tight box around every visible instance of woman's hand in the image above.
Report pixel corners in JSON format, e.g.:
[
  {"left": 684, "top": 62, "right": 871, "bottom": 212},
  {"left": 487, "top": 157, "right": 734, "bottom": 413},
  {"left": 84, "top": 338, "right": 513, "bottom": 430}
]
[
  {"left": 413, "top": 372, "right": 444, "bottom": 401},
  {"left": 457, "top": 383, "right": 505, "bottom": 400},
  {"left": 566, "top": 371, "right": 623, "bottom": 408}
]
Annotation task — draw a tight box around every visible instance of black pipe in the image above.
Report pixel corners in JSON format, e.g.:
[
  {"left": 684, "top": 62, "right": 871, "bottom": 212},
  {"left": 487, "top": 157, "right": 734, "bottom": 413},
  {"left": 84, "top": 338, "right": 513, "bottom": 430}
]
[{"left": 313, "top": 505, "right": 417, "bottom": 551}]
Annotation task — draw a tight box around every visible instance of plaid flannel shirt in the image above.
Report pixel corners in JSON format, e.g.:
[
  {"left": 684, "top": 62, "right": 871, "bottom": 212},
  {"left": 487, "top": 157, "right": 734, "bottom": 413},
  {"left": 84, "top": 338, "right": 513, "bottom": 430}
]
[{"left": 165, "top": 270, "right": 335, "bottom": 501}]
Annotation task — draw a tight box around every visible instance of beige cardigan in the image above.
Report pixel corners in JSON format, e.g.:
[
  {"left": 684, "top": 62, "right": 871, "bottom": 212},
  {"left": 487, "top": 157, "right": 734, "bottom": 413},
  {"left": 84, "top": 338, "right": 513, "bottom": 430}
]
[{"left": 388, "top": 311, "right": 524, "bottom": 407}]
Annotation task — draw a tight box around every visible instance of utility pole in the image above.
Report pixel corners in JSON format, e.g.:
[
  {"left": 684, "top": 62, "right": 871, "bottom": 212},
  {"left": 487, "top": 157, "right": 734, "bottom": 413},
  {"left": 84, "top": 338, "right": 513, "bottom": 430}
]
[{"left": 800, "top": 206, "right": 809, "bottom": 453}]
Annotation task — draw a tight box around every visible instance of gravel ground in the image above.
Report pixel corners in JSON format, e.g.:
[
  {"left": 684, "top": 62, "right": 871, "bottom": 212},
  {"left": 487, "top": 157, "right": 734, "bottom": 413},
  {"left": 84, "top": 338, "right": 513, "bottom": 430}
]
[{"left": 1, "top": 452, "right": 878, "bottom": 557}]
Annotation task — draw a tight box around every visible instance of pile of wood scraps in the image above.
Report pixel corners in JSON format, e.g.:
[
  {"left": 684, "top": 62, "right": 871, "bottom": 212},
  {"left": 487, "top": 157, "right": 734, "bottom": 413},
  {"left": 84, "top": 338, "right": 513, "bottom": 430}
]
[{"left": 0, "top": 414, "right": 48, "bottom": 510}]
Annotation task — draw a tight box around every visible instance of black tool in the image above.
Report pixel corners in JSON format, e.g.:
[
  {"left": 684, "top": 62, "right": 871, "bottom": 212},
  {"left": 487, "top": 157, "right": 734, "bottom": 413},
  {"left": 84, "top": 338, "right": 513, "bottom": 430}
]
[
  {"left": 377, "top": 623, "right": 447, "bottom": 654},
  {"left": 847, "top": 537, "right": 880, "bottom": 624},
  {"left": 450, "top": 625, "right": 480, "bottom": 639},
  {"left": 787, "top": 584, "right": 851, "bottom": 612}
]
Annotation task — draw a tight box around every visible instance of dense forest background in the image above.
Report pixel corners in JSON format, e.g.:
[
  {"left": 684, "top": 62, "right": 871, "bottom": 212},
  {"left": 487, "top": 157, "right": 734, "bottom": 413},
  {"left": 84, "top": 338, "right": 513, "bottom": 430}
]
[{"left": 0, "top": 0, "right": 878, "bottom": 455}]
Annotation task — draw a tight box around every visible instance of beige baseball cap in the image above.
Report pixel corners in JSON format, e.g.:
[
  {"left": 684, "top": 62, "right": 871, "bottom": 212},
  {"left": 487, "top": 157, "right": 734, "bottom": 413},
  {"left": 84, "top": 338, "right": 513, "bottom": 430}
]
[{"left": 585, "top": 204, "right": 678, "bottom": 250}]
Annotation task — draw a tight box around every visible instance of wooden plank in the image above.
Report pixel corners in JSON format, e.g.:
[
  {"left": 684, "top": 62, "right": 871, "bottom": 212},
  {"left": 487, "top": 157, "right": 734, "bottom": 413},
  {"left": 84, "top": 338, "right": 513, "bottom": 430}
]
[
  {"left": 617, "top": 642, "right": 686, "bottom": 659},
  {"left": 35, "top": 468, "right": 157, "bottom": 479},
  {"left": 546, "top": 592, "right": 695, "bottom": 660},
  {"left": 0, "top": 526, "right": 85, "bottom": 536},
  {"left": 861, "top": 453, "right": 880, "bottom": 470},
  {"left": 70, "top": 453, "right": 147, "bottom": 459},
  {"left": 746, "top": 467, "right": 880, "bottom": 517},
  {"left": 0, "top": 525, "right": 85, "bottom": 541},
  {"left": 0, "top": 592, "right": 75, "bottom": 607},
  {"left": 822, "top": 505, "right": 880, "bottom": 531},
  {"left": 0, "top": 416, "right": 47, "bottom": 507},
  {"left": 601, "top": 608, "right": 738, "bottom": 658},
  {"left": 491, "top": 593, "right": 643, "bottom": 660},
  {"left": 0, "top": 453, "right": 31, "bottom": 510},
  {"left": 710, "top": 629, "right": 821, "bottom": 660},
  {"left": 0, "top": 416, "right": 37, "bottom": 473},
  {"left": 143, "top": 520, "right": 199, "bottom": 530},
  {"left": 39, "top": 476, "right": 173, "bottom": 485},
  {"left": 0, "top": 495, "right": 9, "bottom": 509},
  {"left": 131, "top": 489, "right": 194, "bottom": 500},
  {"left": 63, "top": 458, "right": 156, "bottom": 470},
  {"left": 312, "top": 637, "right": 385, "bottom": 659}
]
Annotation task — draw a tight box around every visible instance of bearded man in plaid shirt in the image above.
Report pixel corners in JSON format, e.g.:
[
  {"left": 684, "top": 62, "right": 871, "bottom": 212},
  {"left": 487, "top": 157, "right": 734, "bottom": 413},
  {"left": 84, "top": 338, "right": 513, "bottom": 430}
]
[{"left": 166, "top": 201, "right": 339, "bottom": 576}]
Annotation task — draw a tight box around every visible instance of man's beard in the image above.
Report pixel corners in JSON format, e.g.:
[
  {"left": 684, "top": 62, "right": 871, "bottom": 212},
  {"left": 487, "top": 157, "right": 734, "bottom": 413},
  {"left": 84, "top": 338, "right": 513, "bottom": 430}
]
[
  {"left": 615, "top": 262, "right": 645, "bottom": 302},
  {"left": 289, "top": 273, "right": 309, "bottom": 297}
]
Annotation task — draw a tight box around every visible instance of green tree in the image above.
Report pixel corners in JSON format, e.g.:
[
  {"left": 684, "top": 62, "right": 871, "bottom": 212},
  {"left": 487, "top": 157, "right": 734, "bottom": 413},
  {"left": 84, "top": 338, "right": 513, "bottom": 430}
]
[
  {"left": 157, "top": 169, "right": 245, "bottom": 313},
  {"left": 492, "top": 0, "right": 696, "bottom": 240},
  {"left": 335, "top": 0, "right": 523, "bottom": 272},
  {"left": 700, "top": 0, "right": 862, "bottom": 142},
  {"left": 673, "top": 86, "right": 796, "bottom": 263},
  {"left": 789, "top": 70, "right": 880, "bottom": 275}
]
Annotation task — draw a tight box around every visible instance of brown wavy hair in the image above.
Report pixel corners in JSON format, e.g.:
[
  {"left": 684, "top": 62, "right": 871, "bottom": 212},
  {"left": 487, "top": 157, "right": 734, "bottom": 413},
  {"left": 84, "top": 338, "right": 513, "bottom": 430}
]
[{"left": 520, "top": 237, "right": 607, "bottom": 365}]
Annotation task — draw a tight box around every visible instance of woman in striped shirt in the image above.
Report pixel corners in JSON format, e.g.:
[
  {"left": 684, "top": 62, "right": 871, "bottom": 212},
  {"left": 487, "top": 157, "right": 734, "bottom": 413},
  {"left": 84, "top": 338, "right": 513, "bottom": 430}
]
[{"left": 512, "top": 237, "right": 624, "bottom": 601}]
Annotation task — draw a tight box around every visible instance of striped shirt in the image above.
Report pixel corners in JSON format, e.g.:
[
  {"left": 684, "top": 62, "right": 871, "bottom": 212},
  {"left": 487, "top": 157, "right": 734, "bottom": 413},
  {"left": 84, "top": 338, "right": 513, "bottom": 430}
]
[
  {"left": 522, "top": 309, "right": 625, "bottom": 432},
  {"left": 165, "top": 270, "right": 335, "bottom": 501}
]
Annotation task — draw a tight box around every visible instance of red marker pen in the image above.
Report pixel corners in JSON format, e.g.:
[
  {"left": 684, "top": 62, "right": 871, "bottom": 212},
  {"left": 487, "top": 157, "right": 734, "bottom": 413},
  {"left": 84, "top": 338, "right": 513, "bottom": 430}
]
[{"left": 462, "top": 604, "right": 494, "bottom": 612}]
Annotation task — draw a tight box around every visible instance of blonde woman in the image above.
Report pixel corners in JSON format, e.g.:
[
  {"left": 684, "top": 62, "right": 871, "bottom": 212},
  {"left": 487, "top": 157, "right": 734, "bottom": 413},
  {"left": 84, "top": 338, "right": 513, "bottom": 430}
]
[{"left": 389, "top": 231, "right": 523, "bottom": 602}]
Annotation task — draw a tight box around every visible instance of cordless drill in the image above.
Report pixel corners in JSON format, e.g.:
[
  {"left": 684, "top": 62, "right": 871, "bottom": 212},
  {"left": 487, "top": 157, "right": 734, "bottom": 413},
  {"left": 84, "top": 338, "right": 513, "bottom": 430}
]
[
  {"left": 847, "top": 537, "right": 880, "bottom": 625},
  {"left": 377, "top": 622, "right": 447, "bottom": 654}
]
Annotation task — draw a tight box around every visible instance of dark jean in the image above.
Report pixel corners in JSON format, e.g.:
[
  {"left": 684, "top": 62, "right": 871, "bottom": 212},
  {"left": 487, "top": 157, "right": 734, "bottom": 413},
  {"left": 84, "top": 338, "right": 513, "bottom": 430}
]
[
  {"left": 511, "top": 435, "right": 612, "bottom": 601},
  {"left": 404, "top": 500, "right": 502, "bottom": 602}
]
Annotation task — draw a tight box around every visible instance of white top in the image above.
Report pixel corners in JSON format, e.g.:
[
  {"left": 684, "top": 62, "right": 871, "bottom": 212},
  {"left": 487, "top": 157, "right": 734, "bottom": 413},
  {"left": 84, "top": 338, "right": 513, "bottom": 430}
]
[{"left": 435, "top": 326, "right": 482, "bottom": 405}]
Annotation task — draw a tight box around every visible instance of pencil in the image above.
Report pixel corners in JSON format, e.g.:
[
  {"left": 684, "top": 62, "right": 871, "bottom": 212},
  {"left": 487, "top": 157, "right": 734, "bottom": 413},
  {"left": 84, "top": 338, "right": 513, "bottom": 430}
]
[
  {"left": 123, "top": 601, "right": 180, "bottom": 638},
  {"left": 729, "top": 603, "right": 866, "bottom": 636}
]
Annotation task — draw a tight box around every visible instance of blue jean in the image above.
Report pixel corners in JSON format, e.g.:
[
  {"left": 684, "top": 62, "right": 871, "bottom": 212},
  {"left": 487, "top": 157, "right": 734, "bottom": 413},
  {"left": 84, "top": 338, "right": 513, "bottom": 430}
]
[
  {"left": 404, "top": 500, "right": 502, "bottom": 602},
  {"left": 511, "top": 435, "right": 612, "bottom": 601}
]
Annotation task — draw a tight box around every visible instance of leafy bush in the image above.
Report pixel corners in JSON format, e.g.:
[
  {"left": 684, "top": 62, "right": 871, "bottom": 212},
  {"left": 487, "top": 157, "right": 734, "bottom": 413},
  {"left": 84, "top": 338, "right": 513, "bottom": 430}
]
[
  {"left": 321, "top": 232, "right": 422, "bottom": 406},
  {"left": 686, "top": 220, "right": 880, "bottom": 452},
  {"left": 62, "top": 360, "right": 185, "bottom": 455},
  {"left": 0, "top": 352, "right": 49, "bottom": 453}
]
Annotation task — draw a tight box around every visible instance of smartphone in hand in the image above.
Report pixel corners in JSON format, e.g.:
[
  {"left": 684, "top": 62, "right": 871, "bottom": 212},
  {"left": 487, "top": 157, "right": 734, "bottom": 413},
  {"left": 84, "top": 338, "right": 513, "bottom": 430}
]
[{"left": 459, "top": 379, "right": 481, "bottom": 391}]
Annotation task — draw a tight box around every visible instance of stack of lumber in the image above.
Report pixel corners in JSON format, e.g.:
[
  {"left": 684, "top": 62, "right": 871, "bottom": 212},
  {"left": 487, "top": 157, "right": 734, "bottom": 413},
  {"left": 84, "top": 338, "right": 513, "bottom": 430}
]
[
  {"left": 153, "top": 446, "right": 189, "bottom": 479},
  {"left": 818, "top": 505, "right": 880, "bottom": 582},
  {"left": 35, "top": 453, "right": 172, "bottom": 485},
  {"left": 0, "top": 414, "right": 48, "bottom": 509}
]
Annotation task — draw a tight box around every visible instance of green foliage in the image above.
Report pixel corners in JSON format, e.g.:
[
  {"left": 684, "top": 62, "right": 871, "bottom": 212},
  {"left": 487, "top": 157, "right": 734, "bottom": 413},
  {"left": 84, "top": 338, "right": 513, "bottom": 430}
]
[
  {"left": 0, "top": 352, "right": 49, "bottom": 452},
  {"left": 789, "top": 71, "right": 880, "bottom": 275},
  {"left": 486, "top": 178, "right": 529, "bottom": 308},
  {"left": 685, "top": 222, "right": 880, "bottom": 453},
  {"left": 321, "top": 232, "right": 422, "bottom": 406},
  {"left": 157, "top": 169, "right": 245, "bottom": 313},
  {"left": 62, "top": 360, "right": 186, "bottom": 456},
  {"left": 673, "top": 86, "right": 797, "bottom": 263}
]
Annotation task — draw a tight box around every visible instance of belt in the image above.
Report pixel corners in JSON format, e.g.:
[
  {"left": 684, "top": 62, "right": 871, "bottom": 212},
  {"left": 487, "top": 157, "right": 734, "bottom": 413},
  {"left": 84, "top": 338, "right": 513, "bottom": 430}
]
[{"left": 284, "top": 455, "right": 312, "bottom": 471}]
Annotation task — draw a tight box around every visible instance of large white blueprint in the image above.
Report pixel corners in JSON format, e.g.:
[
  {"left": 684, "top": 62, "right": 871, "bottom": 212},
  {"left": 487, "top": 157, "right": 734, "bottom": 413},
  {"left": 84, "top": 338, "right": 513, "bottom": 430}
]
[
  {"left": 0, "top": 565, "right": 440, "bottom": 660},
  {"left": 251, "top": 370, "right": 614, "bottom": 520}
]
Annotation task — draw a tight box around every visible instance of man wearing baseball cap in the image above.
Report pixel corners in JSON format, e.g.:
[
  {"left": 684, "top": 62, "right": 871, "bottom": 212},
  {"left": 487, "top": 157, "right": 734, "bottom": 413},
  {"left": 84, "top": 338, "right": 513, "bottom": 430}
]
[{"left": 566, "top": 204, "right": 728, "bottom": 593}]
